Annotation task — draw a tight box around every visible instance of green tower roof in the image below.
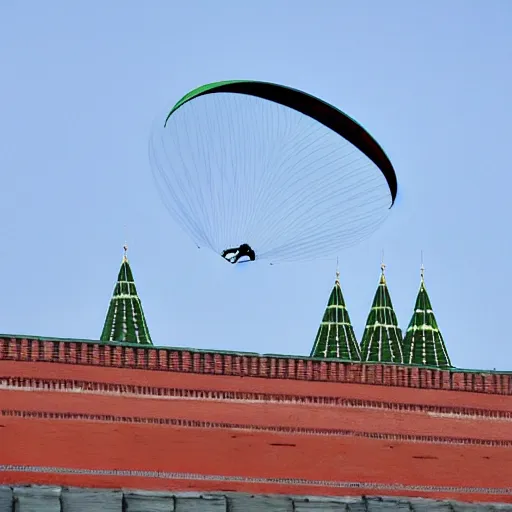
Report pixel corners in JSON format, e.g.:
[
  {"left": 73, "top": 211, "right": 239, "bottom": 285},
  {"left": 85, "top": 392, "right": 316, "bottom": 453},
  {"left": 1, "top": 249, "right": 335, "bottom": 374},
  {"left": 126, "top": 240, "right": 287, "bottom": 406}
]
[
  {"left": 403, "top": 267, "right": 451, "bottom": 368},
  {"left": 310, "top": 270, "right": 361, "bottom": 361},
  {"left": 100, "top": 247, "right": 152, "bottom": 345},
  {"left": 360, "top": 265, "right": 404, "bottom": 363}
]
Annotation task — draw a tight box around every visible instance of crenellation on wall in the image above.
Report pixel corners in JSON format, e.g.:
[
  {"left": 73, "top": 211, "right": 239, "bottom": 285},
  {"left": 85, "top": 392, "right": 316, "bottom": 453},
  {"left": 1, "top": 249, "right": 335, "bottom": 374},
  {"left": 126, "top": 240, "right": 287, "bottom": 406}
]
[
  {"left": 8, "top": 339, "right": 17, "bottom": 360},
  {"left": 181, "top": 351, "right": 191, "bottom": 372},
  {"left": 484, "top": 374, "right": 495, "bottom": 394},
  {"left": 0, "top": 336, "right": 511, "bottom": 395},
  {"left": 214, "top": 353, "right": 223, "bottom": 374},
  {"left": 374, "top": 364, "right": 383, "bottom": 384},
  {"left": 241, "top": 355, "right": 249, "bottom": 376}
]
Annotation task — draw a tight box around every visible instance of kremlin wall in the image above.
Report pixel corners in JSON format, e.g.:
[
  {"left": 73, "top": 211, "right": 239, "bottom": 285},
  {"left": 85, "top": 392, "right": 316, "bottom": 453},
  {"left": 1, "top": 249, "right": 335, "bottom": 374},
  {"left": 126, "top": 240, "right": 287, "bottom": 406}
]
[{"left": 1, "top": 251, "right": 512, "bottom": 511}]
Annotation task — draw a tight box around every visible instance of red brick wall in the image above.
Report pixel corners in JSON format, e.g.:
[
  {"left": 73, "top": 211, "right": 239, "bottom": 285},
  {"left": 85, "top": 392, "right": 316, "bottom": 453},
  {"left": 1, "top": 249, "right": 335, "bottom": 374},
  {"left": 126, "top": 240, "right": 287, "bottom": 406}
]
[{"left": 1, "top": 335, "right": 512, "bottom": 503}]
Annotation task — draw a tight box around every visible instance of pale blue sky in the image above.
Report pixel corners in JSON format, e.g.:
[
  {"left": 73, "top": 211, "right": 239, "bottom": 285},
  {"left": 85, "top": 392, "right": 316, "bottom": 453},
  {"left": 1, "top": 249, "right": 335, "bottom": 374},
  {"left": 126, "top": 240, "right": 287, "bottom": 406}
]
[{"left": 1, "top": 1, "right": 511, "bottom": 370}]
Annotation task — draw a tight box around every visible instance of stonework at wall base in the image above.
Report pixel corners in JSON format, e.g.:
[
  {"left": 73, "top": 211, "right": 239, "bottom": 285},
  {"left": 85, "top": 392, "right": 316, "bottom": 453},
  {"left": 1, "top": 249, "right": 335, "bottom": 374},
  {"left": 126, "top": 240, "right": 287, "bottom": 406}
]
[{"left": 1, "top": 487, "right": 511, "bottom": 512}]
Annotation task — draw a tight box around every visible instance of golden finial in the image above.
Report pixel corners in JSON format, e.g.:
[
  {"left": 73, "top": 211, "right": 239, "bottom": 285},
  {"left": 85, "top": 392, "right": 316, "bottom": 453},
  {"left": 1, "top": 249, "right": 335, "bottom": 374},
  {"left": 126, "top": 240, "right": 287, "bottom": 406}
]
[
  {"left": 123, "top": 223, "right": 129, "bottom": 262},
  {"left": 380, "top": 250, "right": 386, "bottom": 284}
]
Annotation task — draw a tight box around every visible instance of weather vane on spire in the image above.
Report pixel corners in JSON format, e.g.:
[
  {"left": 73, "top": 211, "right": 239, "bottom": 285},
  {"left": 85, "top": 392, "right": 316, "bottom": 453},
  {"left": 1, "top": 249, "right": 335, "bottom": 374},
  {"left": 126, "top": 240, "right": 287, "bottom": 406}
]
[
  {"left": 335, "top": 257, "right": 340, "bottom": 284},
  {"left": 123, "top": 243, "right": 128, "bottom": 262},
  {"left": 420, "top": 250, "right": 425, "bottom": 280},
  {"left": 381, "top": 249, "right": 386, "bottom": 274}
]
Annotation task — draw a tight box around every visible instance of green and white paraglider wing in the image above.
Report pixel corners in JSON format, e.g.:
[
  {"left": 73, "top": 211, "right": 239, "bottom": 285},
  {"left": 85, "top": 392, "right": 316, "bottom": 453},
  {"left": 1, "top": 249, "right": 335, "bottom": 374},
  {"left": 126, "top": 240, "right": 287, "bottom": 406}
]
[{"left": 149, "top": 80, "right": 398, "bottom": 264}]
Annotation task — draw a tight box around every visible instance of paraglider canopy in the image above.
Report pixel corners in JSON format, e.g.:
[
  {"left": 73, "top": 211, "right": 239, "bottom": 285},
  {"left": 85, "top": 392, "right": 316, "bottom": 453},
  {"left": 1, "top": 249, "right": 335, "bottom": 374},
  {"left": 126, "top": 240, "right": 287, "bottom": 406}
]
[{"left": 150, "top": 80, "right": 398, "bottom": 264}]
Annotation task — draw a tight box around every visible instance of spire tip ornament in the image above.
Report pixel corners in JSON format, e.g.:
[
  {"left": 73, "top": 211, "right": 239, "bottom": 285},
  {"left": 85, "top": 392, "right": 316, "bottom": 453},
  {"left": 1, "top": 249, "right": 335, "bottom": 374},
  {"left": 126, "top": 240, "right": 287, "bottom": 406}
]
[
  {"left": 380, "top": 257, "right": 386, "bottom": 284},
  {"left": 380, "top": 249, "right": 386, "bottom": 275}
]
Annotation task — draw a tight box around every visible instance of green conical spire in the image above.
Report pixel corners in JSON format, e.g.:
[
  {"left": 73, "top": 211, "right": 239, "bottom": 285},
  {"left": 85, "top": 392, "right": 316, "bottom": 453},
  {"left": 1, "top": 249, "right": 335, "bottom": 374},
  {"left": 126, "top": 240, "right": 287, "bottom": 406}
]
[
  {"left": 310, "top": 269, "right": 361, "bottom": 361},
  {"left": 403, "top": 266, "right": 451, "bottom": 368},
  {"left": 360, "top": 264, "right": 403, "bottom": 363},
  {"left": 100, "top": 246, "right": 152, "bottom": 345}
]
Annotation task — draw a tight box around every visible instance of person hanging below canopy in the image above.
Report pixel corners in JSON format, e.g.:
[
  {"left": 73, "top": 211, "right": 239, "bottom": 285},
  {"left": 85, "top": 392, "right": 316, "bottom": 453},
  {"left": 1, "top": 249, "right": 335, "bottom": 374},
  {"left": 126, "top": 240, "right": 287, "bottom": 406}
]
[{"left": 221, "top": 243, "right": 256, "bottom": 264}]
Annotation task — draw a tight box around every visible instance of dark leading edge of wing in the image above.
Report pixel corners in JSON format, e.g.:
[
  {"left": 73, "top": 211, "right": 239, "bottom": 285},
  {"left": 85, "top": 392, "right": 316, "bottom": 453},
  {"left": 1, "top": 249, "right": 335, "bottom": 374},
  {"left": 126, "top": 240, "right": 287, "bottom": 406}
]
[{"left": 165, "top": 80, "right": 398, "bottom": 205}]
